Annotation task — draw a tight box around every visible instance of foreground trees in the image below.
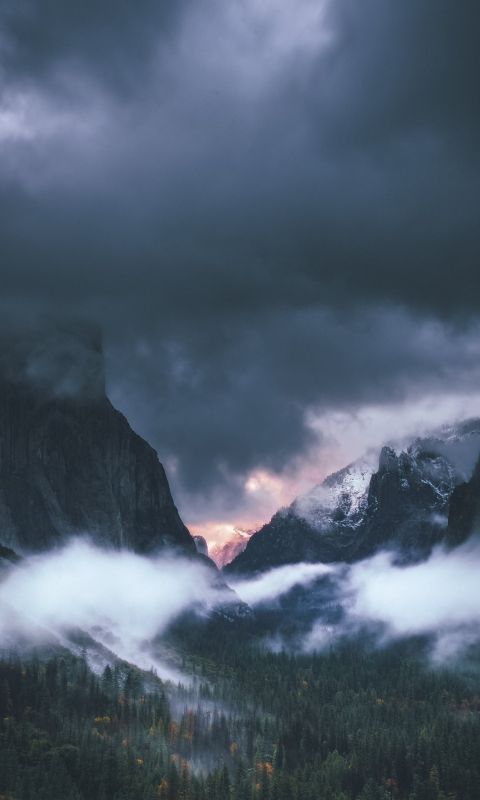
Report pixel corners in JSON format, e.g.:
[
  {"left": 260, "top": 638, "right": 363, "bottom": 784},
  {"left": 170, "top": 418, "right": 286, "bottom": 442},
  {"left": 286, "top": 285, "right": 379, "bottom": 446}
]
[{"left": 0, "top": 640, "right": 479, "bottom": 799}]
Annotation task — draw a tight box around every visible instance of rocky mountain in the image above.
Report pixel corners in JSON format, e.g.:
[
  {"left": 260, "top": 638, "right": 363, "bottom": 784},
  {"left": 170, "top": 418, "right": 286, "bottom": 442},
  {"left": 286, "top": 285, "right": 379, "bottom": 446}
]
[
  {"left": 0, "top": 543, "right": 19, "bottom": 569},
  {"left": 210, "top": 529, "right": 252, "bottom": 567},
  {"left": 227, "top": 420, "right": 480, "bottom": 575},
  {"left": 193, "top": 535, "right": 209, "bottom": 556},
  {"left": 446, "top": 455, "right": 480, "bottom": 547},
  {"left": 0, "top": 324, "right": 195, "bottom": 556}
]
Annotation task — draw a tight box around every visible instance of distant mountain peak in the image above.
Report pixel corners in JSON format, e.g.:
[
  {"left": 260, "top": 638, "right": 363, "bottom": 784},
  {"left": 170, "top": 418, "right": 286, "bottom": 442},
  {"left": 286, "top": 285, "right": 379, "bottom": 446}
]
[
  {"left": 193, "top": 535, "right": 209, "bottom": 557},
  {"left": 210, "top": 528, "right": 253, "bottom": 568},
  {"left": 226, "top": 418, "right": 480, "bottom": 575},
  {"left": 293, "top": 453, "right": 377, "bottom": 534}
]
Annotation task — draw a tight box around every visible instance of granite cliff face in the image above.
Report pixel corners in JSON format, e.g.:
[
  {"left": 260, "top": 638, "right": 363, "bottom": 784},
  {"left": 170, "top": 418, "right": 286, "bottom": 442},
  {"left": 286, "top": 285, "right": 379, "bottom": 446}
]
[
  {"left": 193, "top": 535, "right": 209, "bottom": 556},
  {"left": 349, "top": 443, "right": 455, "bottom": 561},
  {"left": 0, "top": 325, "right": 195, "bottom": 556},
  {"left": 446, "top": 456, "right": 480, "bottom": 547},
  {"left": 227, "top": 421, "right": 480, "bottom": 575}
]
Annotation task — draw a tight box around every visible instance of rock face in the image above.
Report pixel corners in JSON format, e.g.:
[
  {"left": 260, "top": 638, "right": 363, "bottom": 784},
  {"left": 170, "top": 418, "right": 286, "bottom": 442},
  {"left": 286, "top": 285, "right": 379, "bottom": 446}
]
[
  {"left": 350, "top": 444, "right": 455, "bottom": 561},
  {"left": 0, "top": 325, "right": 195, "bottom": 556},
  {"left": 446, "top": 456, "right": 480, "bottom": 547},
  {"left": 210, "top": 529, "right": 252, "bottom": 568},
  {"left": 227, "top": 421, "right": 480, "bottom": 575},
  {"left": 0, "top": 543, "right": 19, "bottom": 567},
  {"left": 193, "top": 535, "right": 209, "bottom": 557}
]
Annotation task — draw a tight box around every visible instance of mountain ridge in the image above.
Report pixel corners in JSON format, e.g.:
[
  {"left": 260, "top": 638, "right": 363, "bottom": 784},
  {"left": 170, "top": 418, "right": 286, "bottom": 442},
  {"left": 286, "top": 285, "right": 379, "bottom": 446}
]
[
  {"left": 226, "top": 419, "right": 480, "bottom": 575},
  {"left": 0, "top": 325, "right": 195, "bottom": 556}
]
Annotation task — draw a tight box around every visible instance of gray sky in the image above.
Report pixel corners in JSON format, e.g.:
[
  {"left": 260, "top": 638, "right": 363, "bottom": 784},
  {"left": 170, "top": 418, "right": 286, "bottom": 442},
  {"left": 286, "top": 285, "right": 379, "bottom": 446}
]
[{"left": 1, "top": 0, "right": 479, "bottom": 540}]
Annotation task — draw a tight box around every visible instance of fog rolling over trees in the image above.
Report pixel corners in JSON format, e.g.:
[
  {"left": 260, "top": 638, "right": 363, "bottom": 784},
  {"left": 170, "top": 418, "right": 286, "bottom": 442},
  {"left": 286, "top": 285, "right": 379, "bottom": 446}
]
[{"left": 2, "top": 533, "right": 480, "bottom": 800}]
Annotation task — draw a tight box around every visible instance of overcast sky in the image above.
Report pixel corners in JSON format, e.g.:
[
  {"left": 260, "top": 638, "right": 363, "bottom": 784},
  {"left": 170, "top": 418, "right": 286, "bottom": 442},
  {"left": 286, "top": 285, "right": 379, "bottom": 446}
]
[{"left": 1, "top": 0, "right": 479, "bottom": 542}]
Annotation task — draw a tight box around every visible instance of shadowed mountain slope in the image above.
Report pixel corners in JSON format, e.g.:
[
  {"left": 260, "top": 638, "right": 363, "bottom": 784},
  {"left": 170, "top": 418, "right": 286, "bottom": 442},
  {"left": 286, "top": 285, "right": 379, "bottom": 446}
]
[{"left": 0, "top": 324, "right": 195, "bottom": 555}]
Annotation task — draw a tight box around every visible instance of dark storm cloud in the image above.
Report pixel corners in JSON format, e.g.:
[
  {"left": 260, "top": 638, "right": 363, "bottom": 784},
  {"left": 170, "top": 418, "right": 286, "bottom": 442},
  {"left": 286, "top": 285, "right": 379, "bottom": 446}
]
[
  {"left": 0, "top": 0, "right": 188, "bottom": 91},
  {"left": 107, "top": 309, "right": 480, "bottom": 521},
  {"left": 316, "top": 0, "right": 480, "bottom": 148},
  {"left": 1, "top": 0, "right": 479, "bottom": 512}
]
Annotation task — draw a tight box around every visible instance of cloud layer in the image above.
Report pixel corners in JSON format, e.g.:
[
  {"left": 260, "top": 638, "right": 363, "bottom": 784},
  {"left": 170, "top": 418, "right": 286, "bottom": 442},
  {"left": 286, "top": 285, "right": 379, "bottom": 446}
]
[
  {"left": 231, "top": 562, "right": 334, "bottom": 606},
  {"left": 0, "top": 540, "right": 220, "bottom": 673},
  {"left": 233, "top": 537, "right": 480, "bottom": 661},
  {"left": 1, "top": 0, "right": 479, "bottom": 521},
  {"left": 344, "top": 539, "right": 480, "bottom": 660},
  {"left": 2, "top": 535, "right": 480, "bottom": 668}
]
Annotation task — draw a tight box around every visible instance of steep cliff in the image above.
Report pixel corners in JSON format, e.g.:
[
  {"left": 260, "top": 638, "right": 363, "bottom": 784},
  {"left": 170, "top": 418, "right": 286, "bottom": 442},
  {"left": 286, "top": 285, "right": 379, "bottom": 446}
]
[
  {"left": 446, "top": 456, "right": 480, "bottom": 547},
  {"left": 0, "top": 324, "right": 195, "bottom": 555}
]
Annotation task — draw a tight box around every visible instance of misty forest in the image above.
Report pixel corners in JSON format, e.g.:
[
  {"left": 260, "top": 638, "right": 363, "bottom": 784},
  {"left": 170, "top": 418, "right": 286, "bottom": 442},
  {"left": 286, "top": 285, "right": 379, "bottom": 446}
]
[
  {"left": 1, "top": 330, "right": 480, "bottom": 800},
  {"left": 1, "top": 1, "right": 480, "bottom": 799}
]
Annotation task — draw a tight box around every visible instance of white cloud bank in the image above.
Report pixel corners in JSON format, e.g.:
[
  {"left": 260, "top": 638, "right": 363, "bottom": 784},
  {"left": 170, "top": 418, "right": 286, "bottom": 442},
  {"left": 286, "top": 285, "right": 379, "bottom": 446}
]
[
  {"left": 347, "top": 541, "right": 480, "bottom": 635},
  {"left": 233, "top": 537, "right": 480, "bottom": 660},
  {"left": 1, "top": 536, "right": 480, "bottom": 669},
  {"left": 231, "top": 562, "right": 334, "bottom": 605},
  {"left": 344, "top": 538, "right": 480, "bottom": 660},
  {"left": 0, "top": 540, "right": 221, "bottom": 674}
]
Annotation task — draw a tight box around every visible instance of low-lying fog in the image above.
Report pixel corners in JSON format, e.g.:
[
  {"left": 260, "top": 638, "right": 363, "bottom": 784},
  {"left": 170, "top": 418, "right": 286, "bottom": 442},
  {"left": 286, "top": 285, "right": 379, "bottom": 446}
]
[{"left": 1, "top": 536, "right": 479, "bottom": 672}]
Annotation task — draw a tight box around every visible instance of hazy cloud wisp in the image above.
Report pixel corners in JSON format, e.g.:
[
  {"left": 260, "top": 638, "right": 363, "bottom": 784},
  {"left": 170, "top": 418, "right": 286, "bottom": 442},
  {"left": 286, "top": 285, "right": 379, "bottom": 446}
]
[{"left": 0, "top": 540, "right": 221, "bottom": 674}]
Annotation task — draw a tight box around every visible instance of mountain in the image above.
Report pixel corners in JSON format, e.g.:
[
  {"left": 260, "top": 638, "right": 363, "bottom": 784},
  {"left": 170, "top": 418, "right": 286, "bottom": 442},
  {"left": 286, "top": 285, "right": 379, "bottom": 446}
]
[
  {"left": 193, "top": 535, "right": 209, "bottom": 556},
  {"left": 210, "top": 529, "right": 252, "bottom": 567},
  {"left": 0, "top": 543, "right": 19, "bottom": 569},
  {"left": 0, "top": 324, "right": 195, "bottom": 556},
  {"left": 446, "top": 454, "right": 480, "bottom": 547},
  {"left": 227, "top": 420, "right": 480, "bottom": 575}
]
